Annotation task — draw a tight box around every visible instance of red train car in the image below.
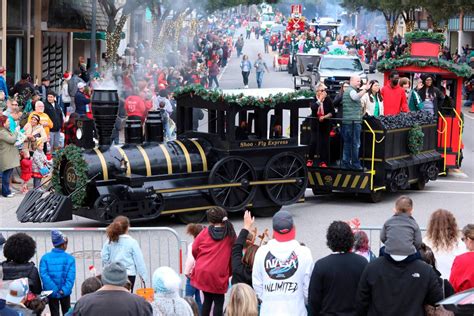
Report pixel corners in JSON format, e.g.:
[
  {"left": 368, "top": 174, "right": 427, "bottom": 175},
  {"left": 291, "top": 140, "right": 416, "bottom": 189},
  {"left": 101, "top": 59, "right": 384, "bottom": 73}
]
[{"left": 378, "top": 32, "right": 472, "bottom": 171}]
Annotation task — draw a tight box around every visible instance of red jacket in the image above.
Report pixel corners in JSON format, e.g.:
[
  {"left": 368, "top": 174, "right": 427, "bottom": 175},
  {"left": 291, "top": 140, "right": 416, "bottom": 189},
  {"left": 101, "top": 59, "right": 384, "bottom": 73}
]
[
  {"left": 381, "top": 84, "right": 408, "bottom": 115},
  {"left": 191, "top": 227, "right": 234, "bottom": 294},
  {"left": 124, "top": 95, "right": 151, "bottom": 121},
  {"left": 450, "top": 252, "right": 474, "bottom": 293},
  {"left": 20, "top": 158, "right": 32, "bottom": 182}
]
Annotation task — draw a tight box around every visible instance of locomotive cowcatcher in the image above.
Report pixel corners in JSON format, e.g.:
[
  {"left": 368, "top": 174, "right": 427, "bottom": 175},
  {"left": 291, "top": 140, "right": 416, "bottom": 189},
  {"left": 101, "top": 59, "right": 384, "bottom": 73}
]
[{"left": 17, "top": 87, "right": 312, "bottom": 223}]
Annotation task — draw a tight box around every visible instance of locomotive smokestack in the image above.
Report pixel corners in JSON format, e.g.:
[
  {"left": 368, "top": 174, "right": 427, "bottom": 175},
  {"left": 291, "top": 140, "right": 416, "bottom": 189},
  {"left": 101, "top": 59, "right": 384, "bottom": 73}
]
[
  {"left": 91, "top": 89, "right": 119, "bottom": 146},
  {"left": 145, "top": 111, "right": 164, "bottom": 143}
]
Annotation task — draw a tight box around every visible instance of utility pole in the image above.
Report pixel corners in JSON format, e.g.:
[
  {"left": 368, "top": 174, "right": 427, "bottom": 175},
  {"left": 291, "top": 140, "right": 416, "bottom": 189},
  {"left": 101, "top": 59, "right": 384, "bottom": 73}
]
[{"left": 90, "top": 0, "right": 97, "bottom": 75}]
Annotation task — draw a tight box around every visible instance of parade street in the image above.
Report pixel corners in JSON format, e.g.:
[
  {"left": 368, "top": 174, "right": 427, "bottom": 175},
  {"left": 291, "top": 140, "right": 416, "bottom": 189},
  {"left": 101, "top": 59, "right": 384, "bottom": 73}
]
[{"left": 1, "top": 30, "right": 473, "bottom": 259}]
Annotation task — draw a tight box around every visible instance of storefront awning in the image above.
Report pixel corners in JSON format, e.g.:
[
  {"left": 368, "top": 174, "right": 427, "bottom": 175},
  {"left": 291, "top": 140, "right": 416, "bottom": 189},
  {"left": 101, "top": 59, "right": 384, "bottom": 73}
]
[{"left": 73, "top": 32, "right": 125, "bottom": 41}]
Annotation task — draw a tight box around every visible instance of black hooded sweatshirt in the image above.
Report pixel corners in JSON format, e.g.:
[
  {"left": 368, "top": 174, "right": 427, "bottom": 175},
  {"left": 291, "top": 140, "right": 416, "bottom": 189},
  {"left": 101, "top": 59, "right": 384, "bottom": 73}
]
[{"left": 231, "top": 229, "right": 253, "bottom": 287}]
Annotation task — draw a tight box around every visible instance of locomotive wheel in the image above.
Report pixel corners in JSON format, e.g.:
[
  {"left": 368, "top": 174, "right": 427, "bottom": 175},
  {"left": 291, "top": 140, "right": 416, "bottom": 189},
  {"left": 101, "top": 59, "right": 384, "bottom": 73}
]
[
  {"left": 252, "top": 206, "right": 282, "bottom": 217},
  {"left": 152, "top": 193, "right": 165, "bottom": 214},
  {"left": 263, "top": 152, "right": 308, "bottom": 205},
  {"left": 426, "top": 163, "right": 439, "bottom": 181},
  {"left": 209, "top": 156, "right": 257, "bottom": 211},
  {"left": 177, "top": 211, "right": 207, "bottom": 224},
  {"left": 94, "top": 194, "right": 119, "bottom": 221},
  {"left": 367, "top": 190, "right": 383, "bottom": 203}
]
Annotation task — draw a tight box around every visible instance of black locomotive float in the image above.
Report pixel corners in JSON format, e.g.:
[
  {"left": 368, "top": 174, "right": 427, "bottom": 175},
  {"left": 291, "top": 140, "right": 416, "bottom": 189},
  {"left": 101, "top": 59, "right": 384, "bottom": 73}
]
[
  {"left": 17, "top": 88, "right": 313, "bottom": 223},
  {"left": 17, "top": 83, "right": 452, "bottom": 224}
]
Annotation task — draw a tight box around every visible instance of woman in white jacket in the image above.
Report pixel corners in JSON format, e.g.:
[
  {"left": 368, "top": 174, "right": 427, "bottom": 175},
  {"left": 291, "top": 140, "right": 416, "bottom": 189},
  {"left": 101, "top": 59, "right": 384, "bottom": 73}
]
[{"left": 361, "top": 80, "right": 384, "bottom": 117}]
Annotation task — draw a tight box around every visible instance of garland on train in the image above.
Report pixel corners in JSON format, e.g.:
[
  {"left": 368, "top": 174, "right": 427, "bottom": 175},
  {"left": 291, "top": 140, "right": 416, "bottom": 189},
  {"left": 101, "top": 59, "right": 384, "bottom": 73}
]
[
  {"left": 404, "top": 31, "right": 446, "bottom": 45},
  {"left": 52, "top": 145, "right": 88, "bottom": 207},
  {"left": 376, "top": 57, "right": 473, "bottom": 78},
  {"left": 174, "top": 84, "right": 314, "bottom": 107}
]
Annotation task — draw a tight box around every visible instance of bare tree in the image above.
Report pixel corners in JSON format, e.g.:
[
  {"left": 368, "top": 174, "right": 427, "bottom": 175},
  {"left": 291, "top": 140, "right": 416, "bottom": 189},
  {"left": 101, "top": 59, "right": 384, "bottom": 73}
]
[{"left": 99, "top": 0, "right": 143, "bottom": 66}]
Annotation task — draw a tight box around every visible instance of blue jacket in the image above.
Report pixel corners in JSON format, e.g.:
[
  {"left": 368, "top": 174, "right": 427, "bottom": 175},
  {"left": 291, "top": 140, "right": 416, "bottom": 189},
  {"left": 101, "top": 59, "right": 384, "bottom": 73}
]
[
  {"left": 39, "top": 248, "right": 76, "bottom": 298},
  {"left": 101, "top": 234, "right": 148, "bottom": 281},
  {"left": 0, "top": 76, "right": 8, "bottom": 99},
  {"left": 74, "top": 91, "right": 90, "bottom": 115}
]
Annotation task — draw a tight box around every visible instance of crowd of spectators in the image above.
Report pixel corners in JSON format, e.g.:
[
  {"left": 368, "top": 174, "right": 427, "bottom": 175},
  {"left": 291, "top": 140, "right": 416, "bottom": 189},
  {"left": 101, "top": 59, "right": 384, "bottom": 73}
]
[
  {"left": 0, "top": 14, "right": 247, "bottom": 198},
  {"left": 0, "top": 196, "right": 472, "bottom": 315}
]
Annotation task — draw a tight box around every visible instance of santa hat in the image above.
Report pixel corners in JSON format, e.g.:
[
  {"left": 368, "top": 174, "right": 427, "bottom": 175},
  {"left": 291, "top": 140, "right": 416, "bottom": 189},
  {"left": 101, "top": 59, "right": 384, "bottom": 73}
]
[{"left": 63, "top": 72, "right": 71, "bottom": 80}]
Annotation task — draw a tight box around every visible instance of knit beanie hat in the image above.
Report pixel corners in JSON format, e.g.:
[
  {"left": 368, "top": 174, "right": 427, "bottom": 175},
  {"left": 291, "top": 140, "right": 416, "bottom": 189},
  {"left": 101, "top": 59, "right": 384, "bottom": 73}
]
[
  {"left": 152, "top": 266, "right": 180, "bottom": 295},
  {"left": 51, "top": 230, "right": 67, "bottom": 247},
  {"left": 102, "top": 262, "right": 128, "bottom": 286}
]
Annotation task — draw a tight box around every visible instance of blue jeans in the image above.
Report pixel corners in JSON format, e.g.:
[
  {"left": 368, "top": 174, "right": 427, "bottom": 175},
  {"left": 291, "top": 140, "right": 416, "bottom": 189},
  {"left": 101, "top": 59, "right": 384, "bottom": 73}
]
[
  {"left": 341, "top": 123, "right": 362, "bottom": 169},
  {"left": 256, "top": 71, "right": 264, "bottom": 88},
  {"left": 162, "top": 118, "right": 172, "bottom": 140},
  {"left": 185, "top": 277, "right": 202, "bottom": 313},
  {"left": 1, "top": 168, "right": 13, "bottom": 196},
  {"left": 208, "top": 75, "right": 219, "bottom": 88}
]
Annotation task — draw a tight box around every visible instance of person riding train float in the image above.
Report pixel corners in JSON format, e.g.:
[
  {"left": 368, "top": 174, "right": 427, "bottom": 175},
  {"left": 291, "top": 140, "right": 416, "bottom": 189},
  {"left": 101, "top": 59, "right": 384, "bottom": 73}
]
[
  {"left": 381, "top": 71, "right": 408, "bottom": 116},
  {"left": 361, "top": 80, "right": 384, "bottom": 117},
  {"left": 341, "top": 75, "right": 370, "bottom": 170},
  {"left": 399, "top": 77, "right": 423, "bottom": 112},
  {"left": 307, "top": 83, "right": 335, "bottom": 168},
  {"left": 417, "top": 74, "right": 445, "bottom": 115}
]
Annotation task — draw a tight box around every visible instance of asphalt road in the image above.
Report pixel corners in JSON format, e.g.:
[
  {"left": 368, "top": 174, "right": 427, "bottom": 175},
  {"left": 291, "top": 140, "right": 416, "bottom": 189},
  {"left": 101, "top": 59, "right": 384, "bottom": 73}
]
[{"left": 1, "top": 30, "right": 473, "bottom": 261}]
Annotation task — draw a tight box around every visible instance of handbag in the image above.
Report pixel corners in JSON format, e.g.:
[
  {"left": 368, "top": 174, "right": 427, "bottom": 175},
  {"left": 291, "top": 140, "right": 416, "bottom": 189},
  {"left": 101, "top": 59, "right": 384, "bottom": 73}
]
[
  {"left": 39, "top": 166, "right": 50, "bottom": 176},
  {"left": 135, "top": 277, "right": 154, "bottom": 302}
]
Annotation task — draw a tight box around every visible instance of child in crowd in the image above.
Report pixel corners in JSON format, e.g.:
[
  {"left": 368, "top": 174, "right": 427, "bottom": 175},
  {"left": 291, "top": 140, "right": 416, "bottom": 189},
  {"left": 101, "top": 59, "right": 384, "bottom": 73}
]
[
  {"left": 380, "top": 196, "right": 422, "bottom": 261},
  {"left": 184, "top": 223, "right": 204, "bottom": 312},
  {"left": 20, "top": 150, "right": 32, "bottom": 193},
  {"left": 63, "top": 112, "right": 79, "bottom": 146},
  {"left": 31, "top": 140, "right": 51, "bottom": 188},
  {"left": 39, "top": 230, "right": 76, "bottom": 316},
  {"left": 192, "top": 207, "right": 236, "bottom": 316},
  {"left": 151, "top": 266, "right": 194, "bottom": 316},
  {"left": 159, "top": 101, "right": 172, "bottom": 140}
]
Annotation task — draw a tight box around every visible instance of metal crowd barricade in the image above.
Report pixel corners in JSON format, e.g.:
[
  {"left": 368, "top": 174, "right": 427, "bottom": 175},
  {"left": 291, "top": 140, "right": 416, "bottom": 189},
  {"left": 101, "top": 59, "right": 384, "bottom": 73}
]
[
  {"left": 0, "top": 227, "right": 186, "bottom": 303},
  {"left": 359, "top": 226, "right": 428, "bottom": 254}
]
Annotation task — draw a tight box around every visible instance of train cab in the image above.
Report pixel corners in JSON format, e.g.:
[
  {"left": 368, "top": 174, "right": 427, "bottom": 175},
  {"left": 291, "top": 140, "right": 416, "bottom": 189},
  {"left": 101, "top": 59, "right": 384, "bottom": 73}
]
[{"left": 176, "top": 87, "right": 313, "bottom": 217}]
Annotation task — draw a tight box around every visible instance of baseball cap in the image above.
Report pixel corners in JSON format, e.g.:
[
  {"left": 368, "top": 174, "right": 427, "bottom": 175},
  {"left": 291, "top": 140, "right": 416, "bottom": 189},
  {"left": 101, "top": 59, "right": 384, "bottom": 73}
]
[
  {"left": 77, "top": 82, "right": 87, "bottom": 89},
  {"left": 6, "top": 278, "right": 29, "bottom": 304},
  {"left": 101, "top": 262, "right": 128, "bottom": 286},
  {"left": 272, "top": 210, "right": 296, "bottom": 242}
]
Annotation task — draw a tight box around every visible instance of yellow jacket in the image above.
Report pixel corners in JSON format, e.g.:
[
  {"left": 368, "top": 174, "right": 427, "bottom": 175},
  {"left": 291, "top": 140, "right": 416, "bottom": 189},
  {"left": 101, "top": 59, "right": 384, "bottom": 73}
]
[{"left": 28, "top": 111, "right": 53, "bottom": 136}]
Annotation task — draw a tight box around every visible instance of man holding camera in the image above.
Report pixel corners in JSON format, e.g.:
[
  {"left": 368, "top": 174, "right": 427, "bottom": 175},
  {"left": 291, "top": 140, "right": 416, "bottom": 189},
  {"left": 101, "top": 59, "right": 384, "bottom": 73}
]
[{"left": 341, "top": 75, "right": 370, "bottom": 170}]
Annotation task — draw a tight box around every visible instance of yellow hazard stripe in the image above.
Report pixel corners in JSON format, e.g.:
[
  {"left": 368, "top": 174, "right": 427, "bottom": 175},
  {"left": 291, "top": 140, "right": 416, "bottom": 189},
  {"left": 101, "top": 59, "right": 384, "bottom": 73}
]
[
  {"left": 360, "top": 176, "right": 369, "bottom": 189},
  {"left": 190, "top": 139, "right": 208, "bottom": 172},
  {"left": 315, "top": 172, "right": 324, "bottom": 186},
  {"left": 159, "top": 144, "right": 173, "bottom": 175},
  {"left": 333, "top": 174, "right": 342, "bottom": 187},
  {"left": 175, "top": 140, "right": 192, "bottom": 173},
  {"left": 137, "top": 145, "right": 151, "bottom": 176},
  {"left": 308, "top": 172, "right": 315, "bottom": 185},
  {"left": 116, "top": 147, "right": 131, "bottom": 176},
  {"left": 341, "top": 175, "right": 351, "bottom": 188},
  {"left": 351, "top": 175, "right": 361, "bottom": 188},
  {"left": 93, "top": 148, "right": 108, "bottom": 180}
]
